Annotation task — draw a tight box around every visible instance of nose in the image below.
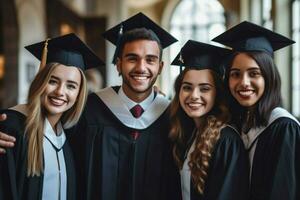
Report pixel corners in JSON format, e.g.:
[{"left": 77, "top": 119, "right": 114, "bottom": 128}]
[
  {"left": 54, "top": 84, "right": 64, "bottom": 96},
  {"left": 191, "top": 88, "right": 200, "bottom": 100},
  {"left": 241, "top": 74, "right": 251, "bottom": 86},
  {"left": 135, "top": 58, "right": 147, "bottom": 72}
]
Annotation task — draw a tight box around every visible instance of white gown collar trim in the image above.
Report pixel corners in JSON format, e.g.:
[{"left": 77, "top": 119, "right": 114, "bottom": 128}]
[
  {"left": 44, "top": 118, "right": 66, "bottom": 150},
  {"left": 95, "top": 87, "right": 170, "bottom": 130},
  {"left": 118, "top": 86, "right": 154, "bottom": 110},
  {"left": 242, "top": 107, "right": 300, "bottom": 150}
]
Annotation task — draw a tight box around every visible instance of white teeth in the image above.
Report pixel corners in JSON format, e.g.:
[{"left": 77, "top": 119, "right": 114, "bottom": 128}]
[
  {"left": 133, "top": 76, "right": 147, "bottom": 80},
  {"left": 188, "top": 103, "right": 202, "bottom": 107},
  {"left": 187, "top": 102, "right": 203, "bottom": 109},
  {"left": 238, "top": 90, "right": 254, "bottom": 96},
  {"left": 49, "top": 97, "right": 65, "bottom": 106}
]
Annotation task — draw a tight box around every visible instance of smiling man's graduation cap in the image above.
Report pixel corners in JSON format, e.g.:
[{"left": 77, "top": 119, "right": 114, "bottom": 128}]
[
  {"left": 171, "top": 40, "right": 232, "bottom": 76},
  {"left": 212, "top": 21, "right": 295, "bottom": 55},
  {"left": 102, "top": 12, "right": 178, "bottom": 64},
  {"left": 25, "top": 33, "right": 105, "bottom": 71}
]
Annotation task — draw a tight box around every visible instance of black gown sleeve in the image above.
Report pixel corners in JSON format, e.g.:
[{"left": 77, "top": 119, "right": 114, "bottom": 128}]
[
  {"left": 259, "top": 118, "right": 300, "bottom": 200},
  {"left": 162, "top": 134, "right": 182, "bottom": 200},
  {"left": 66, "top": 108, "right": 89, "bottom": 200},
  {"left": 201, "top": 126, "right": 249, "bottom": 200},
  {"left": 0, "top": 110, "right": 26, "bottom": 200},
  {"left": 0, "top": 143, "right": 18, "bottom": 200}
]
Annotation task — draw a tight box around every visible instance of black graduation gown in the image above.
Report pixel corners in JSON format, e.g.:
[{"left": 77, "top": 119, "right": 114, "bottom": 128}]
[
  {"left": 182, "top": 126, "right": 249, "bottom": 200},
  {"left": 0, "top": 109, "right": 76, "bottom": 200},
  {"left": 68, "top": 87, "right": 181, "bottom": 200},
  {"left": 243, "top": 108, "right": 300, "bottom": 200}
]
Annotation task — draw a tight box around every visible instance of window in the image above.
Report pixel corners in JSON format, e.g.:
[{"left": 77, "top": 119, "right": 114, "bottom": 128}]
[
  {"left": 261, "top": 0, "right": 273, "bottom": 28},
  {"left": 168, "top": 0, "right": 225, "bottom": 96},
  {"left": 292, "top": 0, "right": 300, "bottom": 116}
]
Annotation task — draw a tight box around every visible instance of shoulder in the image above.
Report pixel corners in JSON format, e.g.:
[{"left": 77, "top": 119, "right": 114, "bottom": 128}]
[
  {"left": 8, "top": 104, "right": 28, "bottom": 116},
  {"left": 219, "top": 125, "right": 242, "bottom": 142},
  {"left": 0, "top": 108, "right": 26, "bottom": 137},
  {"left": 78, "top": 89, "right": 118, "bottom": 126},
  {"left": 268, "top": 117, "right": 300, "bottom": 141},
  {"left": 86, "top": 87, "right": 116, "bottom": 109},
  {"left": 211, "top": 125, "right": 247, "bottom": 161},
  {"left": 272, "top": 116, "right": 300, "bottom": 127},
  {"left": 269, "top": 107, "right": 300, "bottom": 126},
  {"left": 86, "top": 92, "right": 104, "bottom": 105},
  {"left": 214, "top": 125, "right": 245, "bottom": 150},
  {"left": 84, "top": 92, "right": 107, "bottom": 115},
  {"left": 0, "top": 108, "right": 26, "bottom": 123},
  {"left": 267, "top": 107, "right": 300, "bottom": 135}
]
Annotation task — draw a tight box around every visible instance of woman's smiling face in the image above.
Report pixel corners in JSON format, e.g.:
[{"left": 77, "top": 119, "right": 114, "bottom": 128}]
[
  {"left": 229, "top": 53, "right": 265, "bottom": 108},
  {"left": 179, "top": 69, "right": 216, "bottom": 121}
]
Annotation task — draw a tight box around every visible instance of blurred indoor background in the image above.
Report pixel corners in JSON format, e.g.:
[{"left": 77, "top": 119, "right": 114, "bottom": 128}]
[{"left": 0, "top": 0, "right": 299, "bottom": 118}]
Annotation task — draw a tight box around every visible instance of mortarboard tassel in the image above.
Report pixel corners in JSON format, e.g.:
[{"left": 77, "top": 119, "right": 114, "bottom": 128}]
[
  {"left": 39, "top": 38, "right": 50, "bottom": 71},
  {"left": 179, "top": 51, "right": 184, "bottom": 73}
]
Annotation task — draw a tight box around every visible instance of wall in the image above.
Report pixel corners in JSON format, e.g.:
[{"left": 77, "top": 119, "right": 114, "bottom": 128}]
[
  {"left": 16, "top": 0, "right": 46, "bottom": 104},
  {"left": 274, "top": 0, "right": 292, "bottom": 109}
]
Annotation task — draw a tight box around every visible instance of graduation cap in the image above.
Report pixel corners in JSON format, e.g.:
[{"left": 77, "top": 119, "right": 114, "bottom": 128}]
[
  {"left": 171, "top": 40, "right": 232, "bottom": 75},
  {"left": 25, "top": 33, "right": 105, "bottom": 71},
  {"left": 212, "top": 21, "right": 295, "bottom": 55},
  {"left": 102, "top": 12, "right": 178, "bottom": 63}
]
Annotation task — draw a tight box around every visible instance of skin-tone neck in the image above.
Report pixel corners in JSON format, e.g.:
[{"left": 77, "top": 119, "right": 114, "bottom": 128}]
[
  {"left": 47, "top": 113, "right": 62, "bottom": 135},
  {"left": 122, "top": 84, "right": 152, "bottom": 103}
]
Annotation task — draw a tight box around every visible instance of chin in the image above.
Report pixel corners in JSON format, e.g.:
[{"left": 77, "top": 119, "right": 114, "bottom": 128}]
[
  {"left": 187, "top": 112, "right": 204, "bottom": 118},
  {"left": 47, "top": 106, "right": 68, "bottom": 115},
  {"left": 238, "top": 101, "right": 256, "bottom": 107},
  {"left": 47, "top": 110, "right": 64, "bottom": 116},
  {"left": 134, "top": 86, "right": 152, "bottom": 93}
]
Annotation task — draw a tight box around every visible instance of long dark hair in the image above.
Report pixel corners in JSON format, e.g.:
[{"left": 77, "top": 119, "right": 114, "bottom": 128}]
[
  {"left": 169, "top": 67, "right": 229, "bottom": 194},
  {"left": 225, "top": 51, "right": 282, "bottom": 128}
]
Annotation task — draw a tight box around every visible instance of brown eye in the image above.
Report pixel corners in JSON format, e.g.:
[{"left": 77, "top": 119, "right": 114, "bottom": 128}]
[
  {"left": 249, "top": 70, "right": 261, "bottom": 77},
  {"left": 229, "top": 71, "right": 240, "bottom": 78},
  {"left": 182, "top": 85, "right": 192, "bottom": 91},
  {"left": 67, "top": 84, "right": 77, "bottom": 90},
  {"left": 49, "top": 79, "right": 58, "bottom": 85},
  {"left": 146, "top": 57, "right": 158, "bottom": 64},
  {"left": 126, "top": 56, "right": 137, "bottom": 62},
  {"left": 199, "top": 86, "right": 211, "bottom": 92}
]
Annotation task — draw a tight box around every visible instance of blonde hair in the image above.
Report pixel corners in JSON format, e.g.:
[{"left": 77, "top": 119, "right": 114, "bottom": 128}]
[
  {"left": 169, "top": 68, "right": 229, "bottom": 194},
  {"left": 25, "top": 62, "right": 87, "bottom": 176}
]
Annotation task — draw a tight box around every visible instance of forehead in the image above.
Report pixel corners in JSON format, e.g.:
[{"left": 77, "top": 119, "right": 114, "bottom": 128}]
[
  {"left": 51, "top": 64, "right": 82, "bottom": 83},
  {"left": 230, "top": 53, "right": 261, "bottom": 71},
  {"left": 122, "top": 39, "right": 160, "bottom": 55},
  {"left": 182, "top": 69, "right": 215, "bottom": 84}
]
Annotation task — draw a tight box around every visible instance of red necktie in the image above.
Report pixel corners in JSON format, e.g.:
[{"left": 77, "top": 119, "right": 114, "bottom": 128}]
[
  {"left": 130, "top": 104, "right": 144, "bottom": 118},
  {"left": 130, "top": 104, "right": 144, "bottom": 139}
]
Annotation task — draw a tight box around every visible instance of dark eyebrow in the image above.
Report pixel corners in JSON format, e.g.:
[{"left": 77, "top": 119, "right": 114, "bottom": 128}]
[
  {"left": 145, "top": 55, "right": 159, "bottom": 59},
  {"left": 229, "top": 68, "right": 239, "bottom": 71},
  {"left": 230, "top": 67, "right": 260, "bottom": 71},
  {"left": 50, "top": 75, "right": 79, "bottom": 86},
  {"left": 124, "top": 53, "right": 139, "bottom": 58},
  {"left": 247, "top": 67, "right": 261, "bottom": 71},
  {"left": 50, "top": 75, "right": 59, "bottom": 80},
  {"left": 182, "top": 82, "right": 192, "bottom": 86},
  {"left": 124, "top": 53, "right": 159, "bottom": 59},
  {"left": 67, "top": 80, "right": 79, "bottom": 86},
  {"left": 182, "top": 82, "right": 214, "bottom": 87}
]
